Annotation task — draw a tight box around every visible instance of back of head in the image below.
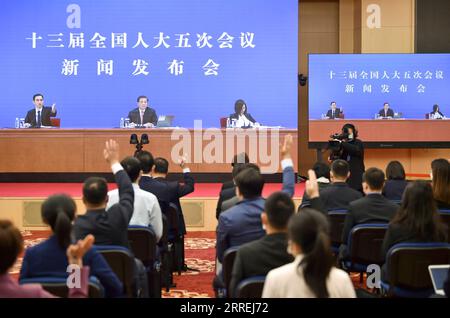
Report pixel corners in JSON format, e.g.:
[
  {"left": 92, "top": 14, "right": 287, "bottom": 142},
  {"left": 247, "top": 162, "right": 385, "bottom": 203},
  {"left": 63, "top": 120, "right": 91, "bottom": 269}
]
[
  {"left": 289, "top": 208, "right": 333, "bottom": 298},
  {"left": 154, "top": 157, "right": 169, "bottom": 174},
  {"left": 234, "top": 167, "right": 264, "bottom": 199},
  {"left": 41, "top": 194, "right": 76, "bottom": 249},
  {"left": 0, "top": 220, "right": 23, "bottom": 274},
  {"left": 312, "top": 162, "right": 330, "bottom": 180},
  {"left": 331, "top": 159, "right": 349, "bottom": 180},
  {"left": 83, "top": 177, "right": 108, "bottom": 206},
  {"left": 362, "top": 167, "right": 385, "bottom": 191},
  {"left": 431, "top": 158, "right": 450, "bottom": 204},
  {"left": 385, "top": 161, "right": 406, "bottom": 181},
  {"left": 120, "top": 156, "right": 142, "bottom": 182},
  {"left": 264, "top": 192, "right": 295, "bottom": 230},
  {"left": 232, "top": 152, "right": 249, "bottom": 167},
  {"left": 393, "top": 181, "right": 446, "bottom": 242},
  {"left": 136, "top": 150, "right": 154, "bottom": 174}
]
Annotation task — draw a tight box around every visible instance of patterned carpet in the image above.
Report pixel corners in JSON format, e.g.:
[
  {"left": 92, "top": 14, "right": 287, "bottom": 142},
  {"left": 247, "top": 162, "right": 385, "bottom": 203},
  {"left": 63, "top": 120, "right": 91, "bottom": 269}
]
[{"left": 12, "top": 230, "right": 370, "bottom": 298}]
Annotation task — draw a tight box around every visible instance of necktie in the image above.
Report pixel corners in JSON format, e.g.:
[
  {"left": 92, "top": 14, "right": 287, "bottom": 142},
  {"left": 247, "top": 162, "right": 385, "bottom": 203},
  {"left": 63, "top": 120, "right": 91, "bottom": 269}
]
[
  {"left": 140, "top": 110, "right": 144, "bottom": 125},
  {"left": 37, "top": 110, "right": 41, "bottom": 128},
  {"left": 332, "top": 110, "right": 335, "bottom": 118}
]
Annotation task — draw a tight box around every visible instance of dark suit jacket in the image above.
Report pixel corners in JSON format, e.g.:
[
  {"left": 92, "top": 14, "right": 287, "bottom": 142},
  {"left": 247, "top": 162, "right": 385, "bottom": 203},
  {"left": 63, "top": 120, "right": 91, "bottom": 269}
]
[
  {"left": 229, "top": 233, "right": 294, "bottom": 297},
  {"left": 221, "top": 180, "right": 235, "bottom": 191},
  {"left": 300, "top": 180, "right": 331, "bottom": 209},
  {"left": 19, "top": 235, "right": 123, "bottom": 298},
  {"left": 229, "top": 112, "right": 256, "bottom": 124},
  {"left": 317, "top": 182, "right": 363, "bottom": 211},
  {"left": 382, "top": 180, "right": 408, "bottom": 201},
  {"left": 216, "top": 186, "right": 237, "bottom": 219},
  {"left": 127, "top": 107, "right": 158, "bottom": 126},
  {"left": 340, "top": 139, "right": 365, "bottom": 191},
  {"left": 378, "top": 108, "right": 394, "bottom": 118},
  {"left": 25, "top": 107, "right": 57, "bottom": 127},
  {"left": 154, "top": 172, "right": 195, "bottom": 235},
  {"left": 341, "top": 193, "right": 399, "bottom": 245},
  {"left": 326, "top": 108, "right": 342, "bottom": 119},
  {"left": 74, "top": 170, "right": 134, "bottom": 248}
]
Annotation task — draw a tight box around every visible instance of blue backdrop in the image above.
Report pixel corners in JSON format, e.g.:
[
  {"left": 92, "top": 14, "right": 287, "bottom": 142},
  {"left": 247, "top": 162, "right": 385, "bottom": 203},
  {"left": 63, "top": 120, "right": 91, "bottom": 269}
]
[
  {"left": 0, "top": 0, "right": 298, "bottom": 128},
  {"left": 309, "top": 54, "right": 450, "bottom": 119}
]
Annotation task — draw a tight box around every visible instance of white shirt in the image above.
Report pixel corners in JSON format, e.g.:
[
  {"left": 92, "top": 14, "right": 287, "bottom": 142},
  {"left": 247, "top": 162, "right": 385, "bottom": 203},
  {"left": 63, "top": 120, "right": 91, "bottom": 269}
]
[
  {"left": 235, "top": 114, "right": 253, "bottom": 128},
  {"left": 262, "top": 255, "right": 356, "bottom": 298},
  {"left": 431, "top": 112, "right": 445, "bottom": 119},
  {"left": 107, "top": 183, "right": 163, "bottom": 242}
]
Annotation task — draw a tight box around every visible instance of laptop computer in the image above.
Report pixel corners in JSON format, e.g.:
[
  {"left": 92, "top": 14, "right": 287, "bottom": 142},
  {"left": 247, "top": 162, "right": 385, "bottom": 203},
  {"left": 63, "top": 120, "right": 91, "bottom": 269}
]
[
  {"left": 156, "top": 115, "right": 174, "bottom": 127},
  {"left": 428, "top": 264, "right": 450, "bottom": 296}
]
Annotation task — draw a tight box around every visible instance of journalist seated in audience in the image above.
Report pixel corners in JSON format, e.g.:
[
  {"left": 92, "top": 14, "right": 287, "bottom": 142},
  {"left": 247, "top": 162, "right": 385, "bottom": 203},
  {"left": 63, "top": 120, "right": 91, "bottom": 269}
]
[
  {"left": 300, "top": 162, "right": 330, "bottom": 208},
  {"left": 339, "top": 167, "right": 399, "bottom": 261},
  {"left": 74, "top": 140, "right": 149, "bottom": 297},
  {"left": 382, "top": 161, "right": 408, "bottom": 201},
  {"left": 107, "top": 156, "right": 163, "bottom": 242},
  {"left": 18, "top": 194, "right": 123, "bottom": 298},
  {"left": 431, "top": 158, "right": 450, "bottom": 210},
  {"left": 229, "top": 192, "right": 295, "bottom": 297},
  {"left": 381, "top": 181, "right": 447, "bottom": 282},
  {"left": 0, "top": 219, "right": 94, "bottom": 298},
  {"left": 262, "top": 208, "right": 356, "bottom": 298},
  {"left": 310, "top": 159, "right": 362, "bottom": 212}
]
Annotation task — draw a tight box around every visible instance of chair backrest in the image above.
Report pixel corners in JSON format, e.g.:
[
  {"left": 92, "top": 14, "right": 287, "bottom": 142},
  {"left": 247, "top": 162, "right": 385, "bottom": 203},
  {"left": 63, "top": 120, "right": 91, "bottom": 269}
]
[
  {"left": 425, "top": 113, "right": 430, "bottom": 119},
  {"left": 166, "top": 203, "right": 181, "bottom": 239},
  {"left": 220, "top": 117, "right": 228, "bottom": 128},
  {"left": 439, "top": 210, "right": 450, "bottom": 243},
  {"left": 95, "top": 245, "right": 135, "bottom": 297},
  {"left": 128, "top": 226, "right": 157, "bottom": 267},
  {"left": 20, "top": 276, "right": 104, "bottom": 298},
  {"left": 235, "top": 276, "right": 266, "bottom": 298},
  {"left": 50, "top": 118, "right": 60, "bottom": 127},
  {"left": 386, "top": 242, "right": 450, "bottom": 291},
  {"left": 223, "top": 246, "right": 239, "bottom": 295},
  {"left": 327, "top": 210, "right": 348, "bottom": 246},
  {"left": 338, "top": 112, "right": 345, "bottom": 119},
  {"left": 347, "top": 223, "right": 388, "bottom": 265}
]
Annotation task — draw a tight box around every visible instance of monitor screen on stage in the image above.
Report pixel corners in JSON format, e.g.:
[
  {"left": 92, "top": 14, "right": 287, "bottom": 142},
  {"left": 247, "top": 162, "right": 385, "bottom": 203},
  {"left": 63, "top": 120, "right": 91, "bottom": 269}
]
[
  {"left": 308, "top": 53, "right": 450, "bottom": 147},
  {"left": 0, "top": 0, "right": 298, "bottom": 128}
]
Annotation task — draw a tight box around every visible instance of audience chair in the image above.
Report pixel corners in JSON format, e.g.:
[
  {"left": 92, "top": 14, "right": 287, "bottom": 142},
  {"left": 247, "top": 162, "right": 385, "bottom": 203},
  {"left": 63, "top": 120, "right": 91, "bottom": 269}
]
[
  {"left": 20, "top": 276, "right": 104, "bottom": 298},
  {"left": 95, "top": 245, "right": 135, "bottom": 298},
  {"left": 128, "top": 225, "right": 161, "bottom": 298},
  {"left": 439, "top": 210, "right": 450, "bottom": 243},
  {"left": 220, "top": 117, "right": 228, "bottom": 128},
  {"left": 235, "top": 276, "right": 266, "bottom": 298},
  {"left": 380, "top": 242, "right": 450, "bottom": 297},
  {"left": 50, "top": 118, "right": 60, "bottom": 127},
  {"left": 222, "top": 246, "right": 240, "bottom": 297},
  {"left": 328, "top": 210, "right": 348, "bottom": 254},
  {"left": 167, "top": 203, "right": 184, "bottom": 275}
]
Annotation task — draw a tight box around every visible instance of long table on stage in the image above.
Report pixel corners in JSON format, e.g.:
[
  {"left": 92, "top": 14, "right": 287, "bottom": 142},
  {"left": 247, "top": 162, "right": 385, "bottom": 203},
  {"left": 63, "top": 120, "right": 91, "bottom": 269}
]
[
  {"left": 0, "top": 128, "right": 298, "bottom": 173},
  {"left": 309, "top": 119, "right": 450, "bottom": 144}
]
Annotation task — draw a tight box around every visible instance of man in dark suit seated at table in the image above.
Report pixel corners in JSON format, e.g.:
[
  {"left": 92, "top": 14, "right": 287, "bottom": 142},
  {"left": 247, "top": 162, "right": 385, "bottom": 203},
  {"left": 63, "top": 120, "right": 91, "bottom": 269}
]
[
  {"left": 319, "top": 159, "right": 362, "bottom": 211},
  {"left": 24, "top": 93, "right": 57, "bottom": 128},
  {"left": 228, "top": 191, "right": 295, "bottom": 297},
  {"left": 378, "top": 102, "right": 395, "bottom": 118},
  {"left": 127, "top": 95, "right": 158, "bottom": 128},
  {"left": 325, "top": 101, "right": 342, "bottom": 119},
  {"left": 338, "top": 167, "right": 399, "bottom": 262}
]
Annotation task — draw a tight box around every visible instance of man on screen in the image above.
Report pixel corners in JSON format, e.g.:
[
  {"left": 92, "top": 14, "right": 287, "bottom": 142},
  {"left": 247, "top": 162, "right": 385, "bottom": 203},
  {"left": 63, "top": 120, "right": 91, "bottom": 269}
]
[
  {"left": 325, "top": 101, "right": 342, "bottom": 119},
  {"left": 24, "top": 93, "right": 57, "bottom": 128},
  {"left": 378, "top": 102, "right": 394, "bottom": 118},
  {"left": 127, "top": 96, "right": 158, "bottom": 128}
]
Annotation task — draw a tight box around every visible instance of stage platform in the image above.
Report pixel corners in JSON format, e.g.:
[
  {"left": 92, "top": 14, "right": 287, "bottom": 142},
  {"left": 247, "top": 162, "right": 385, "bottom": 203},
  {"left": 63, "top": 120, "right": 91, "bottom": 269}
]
[{"left": 0, "top": 183, "right": 305, "bottom": 232}]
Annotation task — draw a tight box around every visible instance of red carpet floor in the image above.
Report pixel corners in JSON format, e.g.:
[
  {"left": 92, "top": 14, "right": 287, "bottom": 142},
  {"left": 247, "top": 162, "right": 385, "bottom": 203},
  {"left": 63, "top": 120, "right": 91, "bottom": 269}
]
[{"left": 0, "top": 183, "right": 305, "bottom": 198}]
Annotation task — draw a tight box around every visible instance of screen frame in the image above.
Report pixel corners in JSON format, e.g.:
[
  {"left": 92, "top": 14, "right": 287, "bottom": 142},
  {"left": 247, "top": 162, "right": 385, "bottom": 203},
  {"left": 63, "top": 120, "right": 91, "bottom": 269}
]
[{"left": 306, "top": 53, "right": 450, "bottom": 149}]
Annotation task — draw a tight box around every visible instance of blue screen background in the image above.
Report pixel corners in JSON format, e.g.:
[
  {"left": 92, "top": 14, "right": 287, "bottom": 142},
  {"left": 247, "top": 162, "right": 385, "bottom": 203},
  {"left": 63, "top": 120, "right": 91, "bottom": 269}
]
[
  {"left": 0, "top": 0, "right": 298, "bottom": 128},
  {"left": 309, "top": 54, "right": 450, "bottom": 119}
]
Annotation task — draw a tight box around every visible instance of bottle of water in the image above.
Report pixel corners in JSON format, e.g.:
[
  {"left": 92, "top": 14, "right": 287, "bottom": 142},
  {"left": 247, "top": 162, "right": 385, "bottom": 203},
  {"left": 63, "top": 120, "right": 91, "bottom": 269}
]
[
  {"left": 15, "top": 117, "right": 20, "bottom": 129},
  {"left": 120, "top": 117, "right": 124, "bottom": 128}
]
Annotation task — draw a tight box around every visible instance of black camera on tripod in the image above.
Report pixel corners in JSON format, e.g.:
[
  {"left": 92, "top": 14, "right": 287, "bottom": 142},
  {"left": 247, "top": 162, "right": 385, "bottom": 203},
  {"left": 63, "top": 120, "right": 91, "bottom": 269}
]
[{"left": 327, "top": 127, "right": 350, "bottom": 161}]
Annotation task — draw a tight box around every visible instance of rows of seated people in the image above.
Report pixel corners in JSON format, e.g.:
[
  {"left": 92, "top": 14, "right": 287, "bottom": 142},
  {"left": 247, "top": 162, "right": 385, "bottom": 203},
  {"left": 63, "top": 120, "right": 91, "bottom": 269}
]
[
  {"left": 0, "top": 139, "right": 194, "bottom": 298},
  {"left": 215, "top": 149, "right": 450, "bottom": 298}
]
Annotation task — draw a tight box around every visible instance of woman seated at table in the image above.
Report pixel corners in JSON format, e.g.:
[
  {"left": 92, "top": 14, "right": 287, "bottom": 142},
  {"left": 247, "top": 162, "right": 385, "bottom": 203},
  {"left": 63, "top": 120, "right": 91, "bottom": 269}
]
[
  {"left": 429, "top": 104, "right": 446, "bottom": 119},
  {"left": 229, "top": 99, "right": 259, "bottom": 128}
]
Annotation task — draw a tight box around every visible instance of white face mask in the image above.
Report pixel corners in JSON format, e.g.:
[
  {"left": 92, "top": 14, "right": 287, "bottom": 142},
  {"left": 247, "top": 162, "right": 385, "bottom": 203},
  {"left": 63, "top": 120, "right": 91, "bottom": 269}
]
[
  {"left": 430, "top": 171, "right": 433, "bottom": 180},
  {"left": 286, "top": 241, "right": 294, "bottom": 256},
  {"left": 348, "top": 134, "right": 354, "bottom": 139},
  {"left": 262, "top": 223, "right": 266, "bottom": 231}
]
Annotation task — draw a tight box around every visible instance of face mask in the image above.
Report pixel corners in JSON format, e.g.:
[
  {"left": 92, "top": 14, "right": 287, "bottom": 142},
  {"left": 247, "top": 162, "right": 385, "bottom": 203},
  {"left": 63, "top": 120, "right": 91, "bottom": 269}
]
[
  {"left": 287, "top": 241, "right": 294, "bottom": 256},
  {"left": 430, "top": 171, "right": 433, "bottom": 180},
  {"left": 348, "top": 134, "right": 354, "bottom": 139},
  {"left": 262, "top": 223, "right": 266, "bottom": 231}
]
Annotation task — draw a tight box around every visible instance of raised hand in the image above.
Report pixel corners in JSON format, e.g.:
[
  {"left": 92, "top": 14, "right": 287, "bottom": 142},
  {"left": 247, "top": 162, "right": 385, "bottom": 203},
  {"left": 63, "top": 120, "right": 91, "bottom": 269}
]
[
  {"left": 281, "top": 134, "right": 293, "bottom": 159},
  {"left": 305, "top": 169, "right": 320, "bottom": 199},
  {"left": 66, "top": 234, "right": 95, "bottom": 266},
  {"left": 103, "top": 139, "right": 120, "bottom": 165}
]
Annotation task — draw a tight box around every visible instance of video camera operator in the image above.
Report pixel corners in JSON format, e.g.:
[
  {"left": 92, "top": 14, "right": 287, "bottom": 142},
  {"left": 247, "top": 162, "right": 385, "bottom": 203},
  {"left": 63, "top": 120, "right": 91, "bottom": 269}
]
[{"left": 328, "top": 123, "right": 365, "bottom": 192}]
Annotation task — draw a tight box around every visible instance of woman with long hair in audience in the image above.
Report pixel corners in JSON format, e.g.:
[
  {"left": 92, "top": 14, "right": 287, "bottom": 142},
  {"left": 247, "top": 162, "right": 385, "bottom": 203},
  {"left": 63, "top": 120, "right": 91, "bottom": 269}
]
[
  {"left": 382, "top": 160, "right": 408, "bottom": 201},
  {"left": 262, "top": 208, "right": 356, "bottom": 298},
  {"left": 431, "top": 158, "right": 450, "bottom": 209},
  {"left": 381, "top": 181, "right": 447, "bottom": 281},
  {"left": 19, "top": 194, "right": 124, "bottom": 298},
  {"left": 0, "top": 219, "right": 93, "bottom": 298}
]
